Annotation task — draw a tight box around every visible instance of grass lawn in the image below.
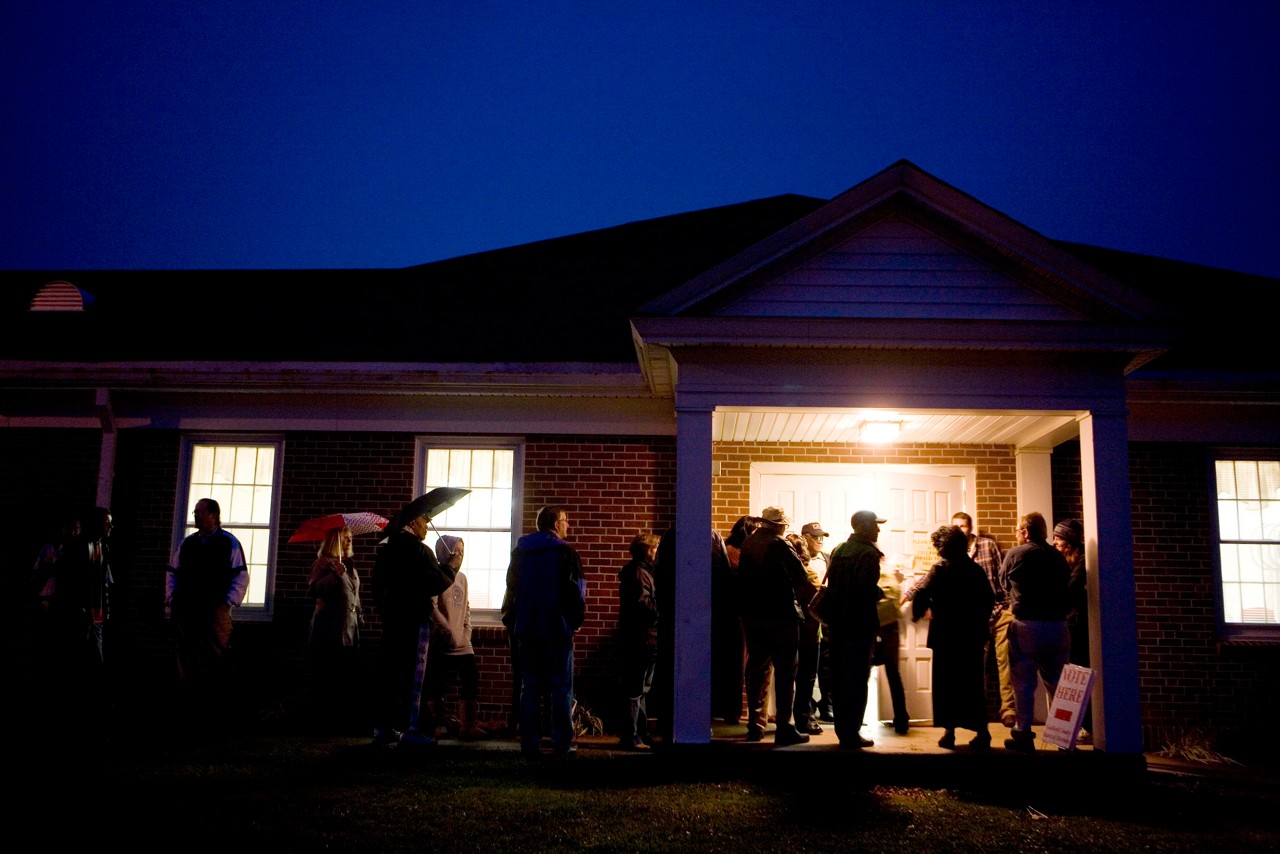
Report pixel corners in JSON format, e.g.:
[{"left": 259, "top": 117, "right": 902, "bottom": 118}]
[{"left": 20, "top": 734, "right": 1280, "bottom": 853}]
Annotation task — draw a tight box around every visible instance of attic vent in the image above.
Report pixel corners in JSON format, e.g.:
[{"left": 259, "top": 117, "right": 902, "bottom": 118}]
[{"left": 30, "top": 280, "right": 92, "bottom": 311}]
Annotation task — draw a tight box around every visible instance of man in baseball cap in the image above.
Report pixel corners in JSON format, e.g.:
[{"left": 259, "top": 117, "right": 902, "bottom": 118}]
[
  {"left": 824, "top": 510, "right": 888, "bottom": 748},
  {"left": 800, "top": 522, "right": 828, "bottom": 539}
]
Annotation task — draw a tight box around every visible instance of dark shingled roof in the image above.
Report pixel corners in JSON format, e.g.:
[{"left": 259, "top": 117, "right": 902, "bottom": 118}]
[
  {"left": 3, "top": 194, "right": 827, "bottom": 363},
  {"left": 4, "top": 193, "right": 1274, "bottom": 373}
]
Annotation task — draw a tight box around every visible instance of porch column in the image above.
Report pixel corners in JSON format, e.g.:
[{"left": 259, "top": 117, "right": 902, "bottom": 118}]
[
  {"left": 95, "top": 388, "right": 116, "bottom": 508},
  {"left": 1079, "top": 410, "right": 1143, "bottom": 754},
  {"left": 672, "top": 403, "right": 713, "bottom": 744},
  {"left": 1014, "top": 447, "right": 1054, "bottom": 520}
]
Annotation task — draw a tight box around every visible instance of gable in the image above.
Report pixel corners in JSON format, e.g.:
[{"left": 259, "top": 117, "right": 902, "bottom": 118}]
[{"left": 712, "top": 215, "right": 1081, "bottom": 321}]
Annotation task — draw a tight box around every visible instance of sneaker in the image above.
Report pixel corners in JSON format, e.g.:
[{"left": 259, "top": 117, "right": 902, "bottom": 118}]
[
  {"left": 1076, "top": 730, "right": 1093, "bottom": 745},
  {"left": 774, "top": 727, "right": 811, "bottom": 746},
  {"left": 370, "top": 728, "right": 401, "bottom": 746}
]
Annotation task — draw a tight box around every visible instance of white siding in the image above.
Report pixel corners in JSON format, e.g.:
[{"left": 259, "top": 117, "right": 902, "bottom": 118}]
[{"left": 716, "top": 217, "right": 1082, "bottom": 321}]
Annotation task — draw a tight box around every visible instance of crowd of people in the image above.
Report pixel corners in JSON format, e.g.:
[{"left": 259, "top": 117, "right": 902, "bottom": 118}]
[
  {"left": 701, "top": 505, "right": 1091, "bottom": 752},
  {"left": 27, "top": 488, "right": 1091, "bottom": 756}
]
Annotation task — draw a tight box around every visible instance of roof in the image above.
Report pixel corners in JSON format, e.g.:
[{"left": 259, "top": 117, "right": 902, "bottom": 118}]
[{"left": 2, "top": 194, "right": 827, "bottom": 363}]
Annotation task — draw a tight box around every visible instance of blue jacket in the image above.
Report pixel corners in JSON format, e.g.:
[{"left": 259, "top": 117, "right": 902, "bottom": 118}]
[{"left": 502, "top": 530, "right": 586, "bottom": 639}]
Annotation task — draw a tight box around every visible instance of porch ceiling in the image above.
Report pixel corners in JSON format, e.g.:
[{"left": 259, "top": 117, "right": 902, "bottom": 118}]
[{"left": 713, "top": 407, "right": 1080, "bottom": 448}]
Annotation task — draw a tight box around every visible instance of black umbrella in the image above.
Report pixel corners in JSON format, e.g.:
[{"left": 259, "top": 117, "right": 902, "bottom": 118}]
[{"left": 385, "top": 486, "right": 471, "bottom": 537}]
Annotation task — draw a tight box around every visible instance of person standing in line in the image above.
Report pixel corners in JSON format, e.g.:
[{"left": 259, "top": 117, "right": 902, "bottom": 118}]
[
  {"left": 786, "top": 532, "right": 824, "bottom": 736},
  {"left": 873, "top": 558, "right": 911, "bottom": 735},
  {"left": 46, "top": 506, "right": 114, "bottom": 736},
  {"left": 166, "top": 498, "right": 249, "bottom": 734},
  {"left": 617, "top": 532, "right": 660, "bottom": 750},
  {"left": 950, "top": 511, "right": 1012, "bottom": 728},
  {"left": 502, "top": 505, "right": 586, "bottom": 760},
  {"left": 1053, "top": 518, "right": 1091, "bottom": 744},
  {"left": 824, "top": 510, "right": 887, "bottom": 749},
  {"left": 306, "top": 525, "right": 363, "bottom": 734},
  {"left": 370, "top": 500, "right": 460, "bottom": 747},
  {"left": 737, "top": 507, "right": 811, "bottom": 746},
  {"left": 800, "top": 521, "right": 836, "bottom": 723},
  {"left": 910, "top": 525, "right": 996, "bottom": 750},
  {"left": 425, "top": 535, "right": 487, "bottom": 741},
  {"left": 999, "top": 511, "right": 1072, "bottom": 753}
]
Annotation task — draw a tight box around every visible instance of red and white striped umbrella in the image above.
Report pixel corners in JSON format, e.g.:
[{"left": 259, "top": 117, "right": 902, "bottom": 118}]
[{"left": 288, "top": 512, "right": 388, "bottom": 543}]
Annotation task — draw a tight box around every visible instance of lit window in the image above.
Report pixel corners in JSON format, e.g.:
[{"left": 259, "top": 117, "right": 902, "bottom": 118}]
[
  {"left": 417, "top": 439, "right": 521, "bottom": 616},
  {"left": 176, "top": 436, "right": 284, "bottom": 618},
  {"left": 1213, "top": 456, "right": 1280, "bottom": 637}
]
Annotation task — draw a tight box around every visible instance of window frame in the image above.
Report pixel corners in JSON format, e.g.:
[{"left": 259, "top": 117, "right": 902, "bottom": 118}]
[
  {"left": 1209, "top": 448, "right": 1280, "bottom": 642},
  {"left": 173, "top": 433, "right": 285, "bottom": 622},
  {"left": 413, "top": 436, "right": 524, "bottom": 627}
]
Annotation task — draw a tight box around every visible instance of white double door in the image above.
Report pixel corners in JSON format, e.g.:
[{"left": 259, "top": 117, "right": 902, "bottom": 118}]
[{"left": 756, "top": 463, "right": 971, "bottom": 726}]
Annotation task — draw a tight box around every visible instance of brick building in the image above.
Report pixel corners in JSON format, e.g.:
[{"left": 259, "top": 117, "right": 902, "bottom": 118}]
[{"left": 5, "top": 161, "right": 1277, "bottom": 757}]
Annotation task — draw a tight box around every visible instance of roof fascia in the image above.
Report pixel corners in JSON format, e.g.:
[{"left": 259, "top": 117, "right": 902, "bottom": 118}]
[{"left": 0, "top": 360, "right": 652, "bottom": 398}]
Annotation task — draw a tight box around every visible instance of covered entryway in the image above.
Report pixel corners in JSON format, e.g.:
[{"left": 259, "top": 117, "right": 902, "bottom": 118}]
[{"left": 632, "top": 162, "right": 1170, "bottom": 753}]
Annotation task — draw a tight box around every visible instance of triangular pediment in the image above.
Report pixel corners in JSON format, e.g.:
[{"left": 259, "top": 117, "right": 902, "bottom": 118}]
[
  {"left": 640, "top": 160, "right": 1167, "bottom": 325},
  {"left": 707, "top": 213, "right": 1082, "bottom": 322},
  {"left": 632, "top": 161, "right": 1176, "bottom": 397}
]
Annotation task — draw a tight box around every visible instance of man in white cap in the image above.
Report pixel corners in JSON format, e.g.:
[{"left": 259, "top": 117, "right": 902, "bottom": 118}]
[
  {"left": 736, "top": 506, "right": 812, "bottom": 745},
  {"left": 825, "top": 510, "right": 888, "bottom": 749}
]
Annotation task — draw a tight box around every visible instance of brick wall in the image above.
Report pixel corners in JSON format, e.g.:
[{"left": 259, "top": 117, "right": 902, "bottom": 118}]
[
  {"left": 520, "top": 436, "right": 677, "bottom": 727},
  {"left": 1126, "top": 443, "right": 1280, "bottom": 756},
  {"left": 1051, "top": 441, "right": 1280, "bottom": 757}
]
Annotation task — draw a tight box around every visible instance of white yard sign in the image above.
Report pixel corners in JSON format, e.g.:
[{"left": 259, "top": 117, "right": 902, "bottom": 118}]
[{"left": 1042, "top": 664, "right": 1096, "bottom": 750}]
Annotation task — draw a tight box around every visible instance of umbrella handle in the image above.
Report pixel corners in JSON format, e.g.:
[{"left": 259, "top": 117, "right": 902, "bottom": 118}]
[{"left": 430, "top": 520, "right": 454, "bottom": 557}]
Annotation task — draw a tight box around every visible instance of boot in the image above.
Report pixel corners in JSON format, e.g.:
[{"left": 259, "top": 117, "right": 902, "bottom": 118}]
[
  {"left": 1004, "top": 729, "right": 1035, "bottom": 753},
  {"left": 460, "top": 699, "right": 487, "bottom": 741}
]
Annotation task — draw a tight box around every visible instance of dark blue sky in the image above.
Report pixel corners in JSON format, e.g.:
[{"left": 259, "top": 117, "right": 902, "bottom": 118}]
[{"left": 4, "top": 2, "right": 1277, "bottom": 277}]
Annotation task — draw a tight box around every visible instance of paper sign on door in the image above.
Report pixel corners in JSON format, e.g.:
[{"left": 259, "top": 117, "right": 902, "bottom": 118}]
[{"left": 1041, "top": 663, "right": 1095, "bottom": 750}]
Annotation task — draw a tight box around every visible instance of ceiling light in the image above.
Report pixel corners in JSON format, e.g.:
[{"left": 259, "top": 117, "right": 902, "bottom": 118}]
[{"left": 859, "top": 420, "right": 902, "bottom": 444}]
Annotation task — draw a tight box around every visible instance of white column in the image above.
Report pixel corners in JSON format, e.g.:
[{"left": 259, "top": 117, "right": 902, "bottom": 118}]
[
  {"left": 1014, "top": 447, "right": 1054, "bottom": 520},
  {"left": 672, "top": 404, "right": 713, "bottom": 745},
  {"left": 1079, "top": 410, "right": 1143, "bottom": 754},
  {"left": 95, "top": 388, "right": 116, "bottom": 508}
]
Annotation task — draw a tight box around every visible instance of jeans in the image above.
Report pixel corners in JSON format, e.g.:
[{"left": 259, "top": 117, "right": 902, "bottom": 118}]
[
  {"left": 517, "top": 635, "right": 575, "bottom": 752},
  {"left": 1007, "top": 618, "right": 1070, "bottom": 733},
  {"left": 620, "top": 646, "right": 656, "bottom": 742},
  {"left": 743, "top": 619, "right": 799, "bottom": 732},
  {"left": 830, "top": 627, "right": 874, "bottom": 744},
  {"left": 793, "top": 640, "right": 820, "bottom": 730},
  {"left": 874, "top": 622, "right": 909, "bottom": 727}
]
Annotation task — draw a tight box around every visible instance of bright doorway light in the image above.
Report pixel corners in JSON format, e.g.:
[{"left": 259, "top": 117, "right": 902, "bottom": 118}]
[{"left": 859, "top": 420, "right": 902, "bottom": 444}]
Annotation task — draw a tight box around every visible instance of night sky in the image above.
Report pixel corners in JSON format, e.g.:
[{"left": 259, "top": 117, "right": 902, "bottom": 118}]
[{"left": 4, "top": 2, "right": 1277, "bottom": 277}]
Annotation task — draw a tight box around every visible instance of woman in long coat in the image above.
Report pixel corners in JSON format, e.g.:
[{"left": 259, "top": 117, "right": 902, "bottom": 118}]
[
  {"left": 911, "top": 524, "right": 995, "bottom": 750},
  {"left": 307, "top": 525, "right": 363, "bottom": 732}
]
